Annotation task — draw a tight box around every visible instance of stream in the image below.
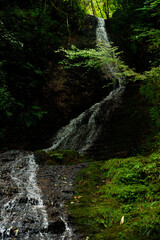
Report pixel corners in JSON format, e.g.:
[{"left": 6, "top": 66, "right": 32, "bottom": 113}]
[{"left": 0, "top": 150, "right": 86, "bottom": 239}]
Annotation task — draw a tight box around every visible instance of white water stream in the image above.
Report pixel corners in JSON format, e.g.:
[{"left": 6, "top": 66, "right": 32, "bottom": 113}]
[
  {"left": 0, "top": 154, "right": 50, "bottom": 239},
  {"left": 60, "top": 216, "right": 72, "bottom": 240},
  {"left": 0, "top": 153, "right": 72, "bottom": 239},
  {"left": 0, "top": 17, "right": 124, "bottom": 240}
]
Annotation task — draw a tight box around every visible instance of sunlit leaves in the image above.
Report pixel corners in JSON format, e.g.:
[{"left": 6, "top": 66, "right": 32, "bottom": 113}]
[
  {"left": 79, "top": 0, "right": 116, "bottom": 18},
  {"left": 56, "top": 44, "right": 121, "bottom": 73}
]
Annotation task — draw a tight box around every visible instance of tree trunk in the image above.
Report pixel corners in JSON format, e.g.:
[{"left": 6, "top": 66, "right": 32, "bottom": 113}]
[
  {"left": 90, "top": 0, "right": 96, "bottom": 16},
  {"left": 103, "top": 0, "right": 109, "bottom": 21}
]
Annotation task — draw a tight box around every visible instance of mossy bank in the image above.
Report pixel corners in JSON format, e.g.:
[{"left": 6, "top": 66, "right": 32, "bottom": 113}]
[{"left": 68, "top": 135, "right": 160, "bottom": 239}]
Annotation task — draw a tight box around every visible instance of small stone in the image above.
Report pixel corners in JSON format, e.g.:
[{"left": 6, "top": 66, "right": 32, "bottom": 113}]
[{"left": 48, "top": 218, "right": 65, "bottom": 234}]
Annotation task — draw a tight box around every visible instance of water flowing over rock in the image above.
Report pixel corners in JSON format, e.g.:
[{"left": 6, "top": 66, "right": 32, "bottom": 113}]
[
  {"left": 0, "top": 150, "right": 86, "bottom": 239},
  {"left": 0, "top": 17, "right": 125, "bottom": 240},
  {"left": 0, "top": 152, "right": 51, "bottom": 239},
  {"left": 46, "top": 18, "right": 124, "bottom": 154}
]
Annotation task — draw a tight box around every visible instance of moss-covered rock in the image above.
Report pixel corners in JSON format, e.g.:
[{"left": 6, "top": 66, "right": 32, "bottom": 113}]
[
  {"left": 68, "top": 149, "right": 160, "bottom": 239},
  {"left": 35, "top": 149, "right": 89, "bottom": 165}
]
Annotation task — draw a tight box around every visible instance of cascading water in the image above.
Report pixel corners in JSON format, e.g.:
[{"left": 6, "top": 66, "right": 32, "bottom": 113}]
[
  {"left": 0, "top": 153, "right": 51, "bottom": 240},
  {"left": 0, "top": 151, "right": 74, "bottom": 240},
  {"left": 46, "top": 17, "right": 124, "bottom": 154},
  {"left": 0, "top": 17, "right": 124, "bottom": 240}
]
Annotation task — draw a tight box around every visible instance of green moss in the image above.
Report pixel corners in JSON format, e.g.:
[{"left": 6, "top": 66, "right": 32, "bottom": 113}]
[
  {"left": 36, "top": 149, "right": 89, "bottom": 165},
  {"left": 68, "top": 150, "right": 160, "bottom": 239}
]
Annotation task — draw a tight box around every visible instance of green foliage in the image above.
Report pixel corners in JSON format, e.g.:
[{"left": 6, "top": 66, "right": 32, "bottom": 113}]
[
  {"left": 0, "top": 61, "right": 15, "bottom": 139},
  {"left": 0, "top": 85, "right": 14, "bottom": 117},
  {"left": 19, "top": 106, "right": 47, "bottom": 128},
  {"left": 110, "top": 0, "right": 160, "bottom": 69},
  {"left": 57, "top": 43, "right": 125, "bottom": 86},
  {"left": 80, "top": 0, "right": 116, "bottom": 19},
  {"left": 49, "top": 152, "right": 63, "bottom": 160},
  {"left": 68, "top": 150, "right": 160, "bottom": 239},
  {"left": 57, "top": 45, "right": 103, "bottom": 69},
  {"left": 0, "top": 76, "right": 14, "bottom": 118},
  {"left": 139, "top": 66, "right": 160, "bottom": 128}
]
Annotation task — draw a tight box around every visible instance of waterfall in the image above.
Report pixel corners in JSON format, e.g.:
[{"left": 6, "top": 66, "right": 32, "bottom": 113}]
[
  {"left": 0, "top": 17, "right": 124, "bottom": 240},
  {"left": 96, "top": 18, "right": 122, "bottom": 86},
  {"left": 46, "top": 18, "right": 124, "bottom": 154}
]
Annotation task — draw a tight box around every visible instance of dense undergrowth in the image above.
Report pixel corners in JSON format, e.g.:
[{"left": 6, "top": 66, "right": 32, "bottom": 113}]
[{"left": 68, "top": 135, "right": 160, "bottom": 239}]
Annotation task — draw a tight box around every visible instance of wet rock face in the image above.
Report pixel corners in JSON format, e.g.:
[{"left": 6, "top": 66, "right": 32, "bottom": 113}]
[
  {"left": 0, "top": 151, "right": 50, "bottom": 240},
  {"left": 0, "top": 150, "right": 25, "bottom": 162},
  {"left": 0, "top": 151, "right": 86, "bottom": 240},
  {"left": 85, "top": 84, "right": 149, "bottom": 159},
  {"left": 72, "top": 15, "right": 98, "bottom": 48},
  {"left": 37, "top": 161, "right": 88, "bottom": 239}
]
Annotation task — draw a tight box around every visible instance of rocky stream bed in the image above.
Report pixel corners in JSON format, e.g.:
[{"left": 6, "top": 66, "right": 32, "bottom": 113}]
[{"left": 0, "top": 150, "right": 87, "bottom": 240}]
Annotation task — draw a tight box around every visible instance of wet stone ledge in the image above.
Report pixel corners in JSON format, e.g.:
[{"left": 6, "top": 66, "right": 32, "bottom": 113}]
[{"left": 0, "top": 150, "right": 87, "bottom": 240}]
